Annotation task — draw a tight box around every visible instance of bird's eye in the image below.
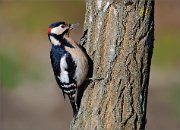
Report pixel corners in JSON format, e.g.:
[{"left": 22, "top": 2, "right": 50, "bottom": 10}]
[{"left": 61, "top": 25, "right": 65, "bottom": 28}]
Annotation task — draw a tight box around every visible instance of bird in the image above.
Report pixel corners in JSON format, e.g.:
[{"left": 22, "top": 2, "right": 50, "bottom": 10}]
[{"left": 47, "top": 21, "right": 88, "bottom": 115}]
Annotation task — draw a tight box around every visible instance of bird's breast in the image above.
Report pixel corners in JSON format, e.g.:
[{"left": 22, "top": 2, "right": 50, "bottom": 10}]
[{"left": 65, "top": 46, "right": 88, "bottom": 86}]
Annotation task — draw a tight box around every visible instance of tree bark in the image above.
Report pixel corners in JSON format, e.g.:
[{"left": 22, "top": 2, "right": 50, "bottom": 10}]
[{"left": 71, "top": 0, "right": 154, "bottom": 130}]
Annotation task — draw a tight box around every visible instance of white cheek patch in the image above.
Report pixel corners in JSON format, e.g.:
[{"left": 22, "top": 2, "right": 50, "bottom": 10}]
[
  {"left": 58, "top": 55, "right": 69, "bottom": 83},
  {"left": 51, "top": 27, "right": 58, "bottom": 34},
  {"left": 51, "top": 26, "right": 67, "bottom": 35}
]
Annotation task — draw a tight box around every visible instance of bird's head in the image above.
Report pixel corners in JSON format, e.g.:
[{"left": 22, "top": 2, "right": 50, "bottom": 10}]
[{"left": 48, "top": 21, "right": 78, "bottom": 36}]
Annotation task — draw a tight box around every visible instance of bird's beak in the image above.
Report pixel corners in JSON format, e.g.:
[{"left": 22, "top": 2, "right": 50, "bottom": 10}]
[{"left": 69, "top": 23, "right": 79, "bottom": 30}]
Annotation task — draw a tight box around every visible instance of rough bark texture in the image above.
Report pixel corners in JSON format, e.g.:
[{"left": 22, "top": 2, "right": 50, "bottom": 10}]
[{"left": 71, "top": 0, "right": 154, "bottom": 130}]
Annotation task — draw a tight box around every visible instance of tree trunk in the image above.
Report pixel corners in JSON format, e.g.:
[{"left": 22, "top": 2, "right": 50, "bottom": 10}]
[{"left": 71, "top": 0, "right": 154, "bottom": 130}]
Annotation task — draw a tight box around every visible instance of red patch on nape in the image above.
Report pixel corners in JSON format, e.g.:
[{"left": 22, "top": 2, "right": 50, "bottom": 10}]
[{"left": 48, "top": 27, "right": 52, "bottom": 34}]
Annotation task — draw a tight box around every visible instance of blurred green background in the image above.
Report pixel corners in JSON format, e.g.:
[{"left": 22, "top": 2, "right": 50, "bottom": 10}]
[{"left": 0, "top": 0, "right": 179, "bottom": 130}]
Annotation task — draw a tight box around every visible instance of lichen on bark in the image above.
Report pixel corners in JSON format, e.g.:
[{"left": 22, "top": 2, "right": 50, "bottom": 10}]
[{"left": 71, "top": 0, "right": 154, "bottom": 130}]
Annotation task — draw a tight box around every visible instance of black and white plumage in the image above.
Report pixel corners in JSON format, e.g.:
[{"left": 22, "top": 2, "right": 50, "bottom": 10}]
[{"left": 48, "top": 21, "right": 88, "bottom": 115}]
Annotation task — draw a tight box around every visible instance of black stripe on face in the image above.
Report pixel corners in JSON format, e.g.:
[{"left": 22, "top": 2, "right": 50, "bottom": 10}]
[{"left": 61, "top": 28, "right": 69, "bottom": 36}]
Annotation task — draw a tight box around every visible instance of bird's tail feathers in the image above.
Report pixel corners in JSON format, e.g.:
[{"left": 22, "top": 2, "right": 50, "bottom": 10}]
[{"left": 69, "top": 95, "right": 78, "bottom": 116}]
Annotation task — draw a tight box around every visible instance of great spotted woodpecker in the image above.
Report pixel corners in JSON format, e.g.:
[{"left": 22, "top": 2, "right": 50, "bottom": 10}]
[{"left": 48, "top": 21, "right": 88, "bottom": 115}]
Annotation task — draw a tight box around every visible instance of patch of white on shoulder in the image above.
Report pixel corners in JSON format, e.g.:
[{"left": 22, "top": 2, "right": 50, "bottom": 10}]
[
  {"left": 58, "top": 54, "right": 69, "bottom": 83},
  {"left": 57, "top": 73, "right": 69, "bottom": 84},
  {"left": 60, "top": 54, "right": 67, "bottom": 69},
  {"left": 50, "top": 36, "right": 61, "bottom": 46}
]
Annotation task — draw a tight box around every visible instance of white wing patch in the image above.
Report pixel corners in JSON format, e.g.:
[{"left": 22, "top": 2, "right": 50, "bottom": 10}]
[{"left": 57, "top": 54, "right": 69, "bottom": 83}]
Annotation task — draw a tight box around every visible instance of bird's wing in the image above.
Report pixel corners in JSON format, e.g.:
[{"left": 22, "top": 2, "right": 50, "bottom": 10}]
[
  {"left": 50, "top": 49, "right": 66, "bottom": 98},
  {"left": 65, "top": 52, "right": 77, "bottom": 83},
  {"left": 50, "top": 49, "right": 61, "bottom": 75},
  {"left": 50, "top": 49, "right": 77, "bottom": 98}
]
